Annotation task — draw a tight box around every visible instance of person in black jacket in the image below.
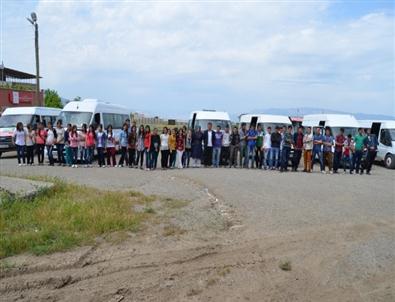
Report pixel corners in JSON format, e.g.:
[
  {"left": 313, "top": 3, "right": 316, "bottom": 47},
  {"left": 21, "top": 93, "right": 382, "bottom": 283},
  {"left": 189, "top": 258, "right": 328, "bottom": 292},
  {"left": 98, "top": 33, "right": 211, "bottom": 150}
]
[
  {"left": 270, "top": 126, "right": 282, "bottom": 170},
  {"left": 203, "top": 122, "right": 216, "bottom": 167}
]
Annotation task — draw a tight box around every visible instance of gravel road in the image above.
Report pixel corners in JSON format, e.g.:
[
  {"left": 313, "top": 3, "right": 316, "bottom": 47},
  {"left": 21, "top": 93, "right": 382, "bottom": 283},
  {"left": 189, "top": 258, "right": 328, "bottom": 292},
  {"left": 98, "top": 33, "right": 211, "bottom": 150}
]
[{"left": 1, "top": 156, "right": 394, "bottom": 301}]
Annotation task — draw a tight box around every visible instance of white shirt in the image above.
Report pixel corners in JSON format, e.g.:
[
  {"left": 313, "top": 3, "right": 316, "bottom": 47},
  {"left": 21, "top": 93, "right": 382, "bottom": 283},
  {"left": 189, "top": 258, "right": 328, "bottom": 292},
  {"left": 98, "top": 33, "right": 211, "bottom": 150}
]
[
  {"left": 46, "top": 129, "right": 55, "bottom": 145},
  {"left": 106, "top": 133, "right": 115, "bottom": 148},
  {"left": 222, "top": 132, "right": 231, "bottom": 147},
  {"left": 207, "top": 130, "right": 213, "bottom": 147},
  {"left": 160, "top": 133, "right": 169, "bottom": 150},
  {"left": 264, "top": 133, "right": 272, "bottom": 149},
  {"left": 26, "top": 131, "right": 34, "bottom": 146},
  {"left": 97, "top": 132, "right": 104, "bottom": 148},
  {"left": 14, "top": 129, "right": 26, "bottom": 146}
]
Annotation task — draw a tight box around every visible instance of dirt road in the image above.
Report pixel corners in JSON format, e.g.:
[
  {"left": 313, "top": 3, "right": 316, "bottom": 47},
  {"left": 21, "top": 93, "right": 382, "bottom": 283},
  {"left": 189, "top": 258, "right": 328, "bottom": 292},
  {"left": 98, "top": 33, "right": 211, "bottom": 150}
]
[{"left": 1, "top": 158, "right": 394, "bottom": 301}]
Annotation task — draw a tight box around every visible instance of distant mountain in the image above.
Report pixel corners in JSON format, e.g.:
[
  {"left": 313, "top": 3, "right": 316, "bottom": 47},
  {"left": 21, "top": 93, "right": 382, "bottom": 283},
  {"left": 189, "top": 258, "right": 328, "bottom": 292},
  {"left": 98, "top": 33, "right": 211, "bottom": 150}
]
[{"left": 242, "top": 107, "right": 395, "bottom": 121}]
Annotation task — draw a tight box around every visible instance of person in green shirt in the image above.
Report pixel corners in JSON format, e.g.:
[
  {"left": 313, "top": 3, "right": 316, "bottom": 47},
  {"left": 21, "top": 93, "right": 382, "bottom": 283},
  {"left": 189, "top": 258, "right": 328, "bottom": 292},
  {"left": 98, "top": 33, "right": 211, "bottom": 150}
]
[
  {"left": 352, "top": 128, "right": 366, "bottom": 174},
  {"left": 255, "top": 124, "right": 264, "bottom": 169}
]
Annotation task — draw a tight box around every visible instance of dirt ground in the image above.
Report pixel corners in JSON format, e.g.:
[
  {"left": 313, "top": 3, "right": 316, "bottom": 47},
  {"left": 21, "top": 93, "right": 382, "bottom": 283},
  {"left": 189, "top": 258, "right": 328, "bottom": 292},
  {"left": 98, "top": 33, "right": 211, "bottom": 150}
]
[{"left": 1, "top": 156, "right": 394, "bottom": 302}]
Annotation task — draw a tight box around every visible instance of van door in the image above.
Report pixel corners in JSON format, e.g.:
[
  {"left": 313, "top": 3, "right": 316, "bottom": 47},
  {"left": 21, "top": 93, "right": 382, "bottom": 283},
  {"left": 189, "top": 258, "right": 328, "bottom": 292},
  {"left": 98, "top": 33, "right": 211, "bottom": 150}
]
[
  {"left": 93, "top": 113, "right": 101, "bottom": 128},
  {"left": 371, "top": 122, "right": 381, "bottom": 136},
  {"left": 250, "top": 116, "right": 258, "bottom": 128}
]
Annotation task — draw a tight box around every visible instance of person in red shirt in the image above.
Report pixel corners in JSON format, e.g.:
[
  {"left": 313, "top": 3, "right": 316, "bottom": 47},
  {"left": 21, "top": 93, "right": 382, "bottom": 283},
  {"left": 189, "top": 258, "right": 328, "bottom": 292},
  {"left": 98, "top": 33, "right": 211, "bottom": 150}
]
[
  {"left": 292, "top": 126, "right": 304, "bottom": 171},
  {"left": 333, "top": 128, "right": 345, "bottom": 173},
  {"left": 35, "top": 122, "right": 47, "bottom": 165},
  {"left": 144, "top": 125, "right": 152, "bottom": 170}
]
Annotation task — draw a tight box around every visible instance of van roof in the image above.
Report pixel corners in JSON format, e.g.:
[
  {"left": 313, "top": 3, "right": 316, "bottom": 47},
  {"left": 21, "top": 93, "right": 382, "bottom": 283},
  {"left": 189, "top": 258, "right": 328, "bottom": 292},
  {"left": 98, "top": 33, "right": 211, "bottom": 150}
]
[
  {"left": 190, "top": 110, "right": 231, "bottom": 121},
  {"left": 2, "top": 107, "right": 61, "bottom": 116},
  {"left": 62, "top": 99, "right": 129, "bottom": 115},
  {"left": 302, "top": 114, "right": 360, "bottom": 128},
  {"left": 358, "top": 120, "right": 395, "bottom": 129},
  {"left": 239, "top": 114, "right": 291, "bottom": 125}
]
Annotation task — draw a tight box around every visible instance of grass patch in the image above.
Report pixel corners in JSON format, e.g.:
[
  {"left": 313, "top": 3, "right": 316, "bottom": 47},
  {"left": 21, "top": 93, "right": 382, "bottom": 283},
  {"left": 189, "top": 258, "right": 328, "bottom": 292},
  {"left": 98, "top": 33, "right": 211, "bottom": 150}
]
[
  {"left": 0, "top": 179, "right": 154, "bottom": 258},
  {"left": 279, "top": 260, "right": 292, "bottom": 271}
]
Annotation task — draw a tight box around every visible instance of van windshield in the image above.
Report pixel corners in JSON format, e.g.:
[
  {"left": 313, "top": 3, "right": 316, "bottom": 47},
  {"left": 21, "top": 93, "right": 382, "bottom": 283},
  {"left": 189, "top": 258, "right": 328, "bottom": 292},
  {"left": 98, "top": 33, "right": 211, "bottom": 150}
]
[
  {"left": 388, "top": 129, "right": 395, "bottom": 141},
  {"left": 0, "top": 115, "right": 33, "bottom": 128},
  {"left": 59, "top": 111, "right": 92, "bottom": 127},
  {"left": 194, "top": 119, "right": 231, "bottom": 130},
  {"left": 330, "top": 127, "right": 357, "bottom": 137}
]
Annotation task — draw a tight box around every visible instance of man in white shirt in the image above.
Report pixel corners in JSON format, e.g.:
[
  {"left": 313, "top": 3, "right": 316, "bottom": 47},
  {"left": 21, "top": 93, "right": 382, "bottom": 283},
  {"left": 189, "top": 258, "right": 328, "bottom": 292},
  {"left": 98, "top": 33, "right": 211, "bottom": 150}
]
[
  {"left": 263, "top": 126, "right": 272, "bottom": 170},
  {"left": 221, "top": 125, "right": 231, "bottom": 166}
]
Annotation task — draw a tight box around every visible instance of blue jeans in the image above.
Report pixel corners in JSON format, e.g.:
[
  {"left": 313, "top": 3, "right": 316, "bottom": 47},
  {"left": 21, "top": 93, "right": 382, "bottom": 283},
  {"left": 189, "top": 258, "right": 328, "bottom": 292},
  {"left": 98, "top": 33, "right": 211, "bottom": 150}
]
[
  {"left": 270, "top": 147, "right": 280, "bottom": 169},
  {"left": 86, "top": 146, "right": 94, "bottom": 165},
  {"left": 312, "top": 149, "right": 324, "bottom": 171},
  {"left": 246, "top": 145, "right": 255, "bottom": 168},
  {"left": 71, "top": 147, "right": 78, "bottom": 165},
  {"left": 150, "top": 150, "right": 159, "bottom": 169},
  {"left": 16, "top": 144, "right": 26, "bottom": 164},
  {"left": 281, "top": 146, "right": 291, "bottom": 170},
  {"left": 352, "top": 150, "right": 363, "bottom": 173},
  {"left": 213, "top": 147, "right": 221, "bottom": 167},
  {"left": 264, "top": 148, "right": 271, "bottom": 169},
  {"left": 79, "top": 146, "right": 86, "bottom": 165},
  {"left": 56, "top": 144, "right": 64, "bottom": 164},
  {"left": 46, "top": 145, "right": 54, "bottom": 165},
  {"left": 97, "top": 147, "right": 105, "bottom": 166},
  {"left": 343, "top": 155, "right": 351, "bottom": 171},
  {"left": 145, "top": 149, "right": 151, "bottom": 169}
]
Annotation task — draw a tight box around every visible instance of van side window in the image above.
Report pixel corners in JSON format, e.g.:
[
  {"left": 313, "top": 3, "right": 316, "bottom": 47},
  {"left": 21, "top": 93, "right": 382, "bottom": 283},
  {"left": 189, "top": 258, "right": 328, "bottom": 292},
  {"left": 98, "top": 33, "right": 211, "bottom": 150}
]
[
  {"left": 380, "top": 129, "right": 391, "bottom": 146},
  {"left": 103, "top": 113, "right": 114, "bottom": 129},
  {"left": 41, "top": 116, "right": 51, "bottom": 127},
  {"left": 113, "top": 114, "right": 124, "bottom": 129},
  {"left": 32, "top": 115, "right": 40, "bottom": 127}
]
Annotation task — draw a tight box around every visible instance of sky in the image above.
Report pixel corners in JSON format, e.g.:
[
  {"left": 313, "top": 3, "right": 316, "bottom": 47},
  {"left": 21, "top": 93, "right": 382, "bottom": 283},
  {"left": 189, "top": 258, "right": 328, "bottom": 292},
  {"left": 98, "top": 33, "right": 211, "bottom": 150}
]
[{"left": 1, "top": 0, "right": 394, "bottom": 119}]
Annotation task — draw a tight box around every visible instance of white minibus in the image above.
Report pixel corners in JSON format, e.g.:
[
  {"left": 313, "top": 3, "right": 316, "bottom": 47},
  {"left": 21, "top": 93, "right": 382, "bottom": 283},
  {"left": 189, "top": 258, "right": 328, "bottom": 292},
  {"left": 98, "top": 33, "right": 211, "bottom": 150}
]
[
  {"left": 239, "top": 114, "right": 292, "bottom": 130},
  {"left": 189, "top": 110, "right": 232, "bottom": 131},
  {"left": 0, "top": 106, "right": 61, "bottom": 157},
  {"left": 302, "top": 114, "right": 360, "bottom": 137}
]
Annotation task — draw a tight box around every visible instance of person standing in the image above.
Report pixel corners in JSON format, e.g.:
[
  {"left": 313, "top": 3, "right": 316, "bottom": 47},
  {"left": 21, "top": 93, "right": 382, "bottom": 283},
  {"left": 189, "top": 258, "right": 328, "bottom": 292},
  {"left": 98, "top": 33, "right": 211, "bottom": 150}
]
[
  {"left": 333, "top": 128, "right": 345, "bottom": 173},
  {"left": 229, "top": 126, "right": 240, "bottom": 168},
  {"left": 150, "top": 128, "right": 160, "bottom": 170},
  {"left": 255, "top": 124, "right": 264, "bottom": 169},
  {"left": 280, "top": 126, "right": 293, "bottom": 172},
  {"left": 79, "top": 124, "right": 87, "bottom": 167},
  {"left": 312, "top": 128, "right": 324, "bottom": 173},
  {"left": 364, "top": 128, "right": 378, "bottom": 175},
  {"left": 212, "top": 125, "right": 223, "bottom": 168},
  {"left": 69, "top": 125, "right": 79, "bottom": 168},
  {"left": 55, "top": 120, "right": 65, "bottom": 166},
  {"left": 46, "top": 122, "right": 56, "bottom": 166},
  {"left": 322, "top": 127, "right": 334, "bottom": 174},
  {"left": 96, "top": 124, "right": 107, "bottom": 167},
  {"left": 303, "top": 127, "right": 313, "bottom": 172},
  {"left": 239, "top": 123, "right": 248, "bottom": 168},
  {"left": 246, "top": 125, "right": 257, "bottom": 169},
  {"left": 106, "top": 125, "right": 116, "bottom": 167},
  {"left": 191, "top": 126, "right": 203, "bottom": 168},
  {"left": 184, "top": 129, "right": 192, "bottom": 168},
  {"left": 203, "top": 122, "right": 215, "bottom": 167},
  {"left": 270, "top": 127, "right": 282, "bottom": 170},
  {"left": 292, "top": 126, "right": 304, "bottom": 172},
  {"left": 13, "top": 122, "right": 27, "bottom": 166},
  {"left": 221, "top": 125, "right": 231, "bottom": 167},
  {"left": 169, "top": 128, "right": 177, "bottom": 168},
  {"left": 160, "top": 127, "right": 170, "bottom": 169},
  {"left": 26, "top": 124, "right": 35, "bottom": 165},
  {"left": 118, "top": 123, "right": 129, "bottom": 167},
  {"left": 263, "top": 127, "right": 272, "bottom": 170},
  {"left": 343, "top": 134, "right": 354, "bottom": 174},
  {"left": 128, "top": 126, "right": 137, "bottom": 168},
  {"left": 144, "top": 125, "right": 152, "bottom": 170},
  {"left": 85, "top": 125, "right": 96, "bottom": 167},
  {"left": 64, "top": 124, "right": 72, "bottom": 166},
  {"left": 352, "top": 128, "right": 365, "bottom": 175},
  {"left": 136, "top": 125, "right": 145, "bottom": 169},
  {"left": 176, "top": 129, "right": 185, "bottom": 169},
  {"left": 35, "top": 122, "right": 47, "bottom": 165}
]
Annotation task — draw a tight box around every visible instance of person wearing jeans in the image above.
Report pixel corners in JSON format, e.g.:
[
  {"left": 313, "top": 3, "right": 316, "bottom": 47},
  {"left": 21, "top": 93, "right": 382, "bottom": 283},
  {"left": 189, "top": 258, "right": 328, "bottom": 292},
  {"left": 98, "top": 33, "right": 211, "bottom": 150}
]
[
  {"left": 96, "top": 124, "right": 107, "bottom": 167},
  {"left": 322, "top": 127, "right": 334, "bottom": 174},
  {"left": 212, "top": 125, "right": 223, "bottom": 168},
  {"left": 246, "top": 125, "right": 257, "bottom": 169},
  {"left": 270, "top": 126, "right": 282, "bottom": 170},
  {"left": 160, "top": 127, "right": 170, "bottom": 169},
  {"left": 280, "top": 126, "right": 293, "bottom": 172},
  {"left": 118, "top": 124, "right": 129, "bottom": 167},
  {"left": 55, "top": 120, "right": 65, "bottom": 165},
  {"left": 263, "top": 127, "right": 272, "bottom": 170},
  {"left": 229, "top": 126, "right": 240, "bottom": 168},
  {"left": 26, "top": 124, "right": 35, "bottom": 165},
  {"left": 85, "top": 125, "right": 96, "bottom": 166},
  {"left": 13, "top": 122, "right": 26, "bottom": 165},
  {"left": 255, "top": 125, "right": 264, "bottom": 169},
  {"left": 144, "top": 125, "right": 152, "bottom": 170},
  {"left": 69, "top": 125, "right": 79, "bottom": 167},
  {"left": 46, "top": 122, "right": 56, "bottom": 166},
  {"left": 238, "top": 123, "right": 248, "bottom": 168},
  {"left": 150, "top": 128, "right": 160, "bottom": 170},
  {"left": 312, "top": 128, "right": 324, "bottom": 172},
  {"left": 364, "top": 128, "right": 378, "bottom": 175},
  {"left": 352, "top": 128, "right": 365, "bottom": 174}
]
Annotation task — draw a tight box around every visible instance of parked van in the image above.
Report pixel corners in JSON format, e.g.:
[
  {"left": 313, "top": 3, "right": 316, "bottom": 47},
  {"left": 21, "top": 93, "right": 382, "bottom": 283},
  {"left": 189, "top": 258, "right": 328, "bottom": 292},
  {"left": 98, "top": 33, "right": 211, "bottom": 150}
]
[
  {"left": 239, "top": 114, "right": 292, "bottom": 130},
  {"left": 358, "top": 120, "right": 395, "bottom": 169},
  {"left": 189, "top": 110, "right": 231, "bottom": 131},
  {"left": 302, "top": 114, "right": 359, "bottom": 136},
  {"left": 59, "top": 99, "right": 130, "bottom": 135},
  {"left": 0, "top": 106, "right": 61, "bottom": 157}
]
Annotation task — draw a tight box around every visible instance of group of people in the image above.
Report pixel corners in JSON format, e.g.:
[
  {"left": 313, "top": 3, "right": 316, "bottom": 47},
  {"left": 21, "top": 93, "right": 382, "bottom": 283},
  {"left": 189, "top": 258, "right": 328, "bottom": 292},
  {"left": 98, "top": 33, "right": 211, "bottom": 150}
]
[{"left": 12, "top": 119, "right": 379, "bottom": 175}]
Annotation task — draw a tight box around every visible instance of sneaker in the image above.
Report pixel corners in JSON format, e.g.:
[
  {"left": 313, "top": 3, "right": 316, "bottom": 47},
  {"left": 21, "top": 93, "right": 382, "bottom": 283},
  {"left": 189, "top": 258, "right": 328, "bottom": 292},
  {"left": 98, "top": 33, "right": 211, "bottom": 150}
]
[
  {"left": 321, "top": 171, "right": 326, "bottom": 174},
  {"left": 18, "top": 163, "right": 22, "bottom": 167},
  {"left": 330, "top": 171, "right": 333, "bottom": 174}
]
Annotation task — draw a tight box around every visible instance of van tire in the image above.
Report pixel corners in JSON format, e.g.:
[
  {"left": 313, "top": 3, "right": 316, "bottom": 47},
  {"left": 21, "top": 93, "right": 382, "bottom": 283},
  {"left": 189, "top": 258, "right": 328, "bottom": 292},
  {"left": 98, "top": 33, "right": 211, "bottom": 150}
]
[{"left": 384, "top": 154, "right": 395, "bottom": 169}]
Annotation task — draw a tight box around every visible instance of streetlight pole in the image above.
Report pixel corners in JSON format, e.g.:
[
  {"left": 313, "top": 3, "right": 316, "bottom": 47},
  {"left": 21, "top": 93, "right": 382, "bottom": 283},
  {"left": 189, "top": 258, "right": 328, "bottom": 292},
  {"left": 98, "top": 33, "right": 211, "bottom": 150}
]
[{"left": 27, "top": 12, "right": 41, "bottom": 106}]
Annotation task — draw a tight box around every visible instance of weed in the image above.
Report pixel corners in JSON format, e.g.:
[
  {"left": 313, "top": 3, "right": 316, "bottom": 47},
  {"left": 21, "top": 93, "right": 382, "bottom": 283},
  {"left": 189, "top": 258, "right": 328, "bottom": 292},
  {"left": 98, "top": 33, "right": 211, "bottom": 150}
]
[{"left": 279, "top": 260, "right": 292, "bottom": 271}]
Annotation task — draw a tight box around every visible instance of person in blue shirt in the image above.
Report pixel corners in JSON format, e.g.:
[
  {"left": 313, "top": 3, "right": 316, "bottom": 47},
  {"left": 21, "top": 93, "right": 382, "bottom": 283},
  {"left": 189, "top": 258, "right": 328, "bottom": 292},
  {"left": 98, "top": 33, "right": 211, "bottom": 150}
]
[
  {"left": 322, "top": 127, "right": 334, "bottom": 174},
  {"left": 312, "top": 127, "right": 324, "bottom": 173},
  {"left": 364, "top": 128, "right": 379, "bottom": 175},
  {"left": 246, "top": 125, "right": 258, "bottom": 168},
  {"left": 118, "top": 123, "right": 129, "bottom": 167}
]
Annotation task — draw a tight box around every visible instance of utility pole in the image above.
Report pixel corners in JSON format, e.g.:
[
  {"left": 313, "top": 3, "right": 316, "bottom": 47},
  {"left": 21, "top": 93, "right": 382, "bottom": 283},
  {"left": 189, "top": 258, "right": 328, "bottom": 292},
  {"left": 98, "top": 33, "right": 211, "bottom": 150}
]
[{"left": 27, "top": 12, "right": 41, "bottom": 106}]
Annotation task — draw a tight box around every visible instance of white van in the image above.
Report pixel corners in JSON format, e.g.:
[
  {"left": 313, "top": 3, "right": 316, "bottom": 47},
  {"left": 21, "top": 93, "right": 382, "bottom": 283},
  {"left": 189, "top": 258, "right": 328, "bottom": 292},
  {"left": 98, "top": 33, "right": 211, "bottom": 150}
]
[
  {"left": 302, "top": 114, "right": 360, "bottom": 136},
  {"left": 358, "top": 120, "right": 395, "bottom": 169},
  {"left": 59, "top": 99, "right": 130, "bottom": 135},
  {"left": 239, "top": 114, "right": 292, "bottom": 130},
  {"left": 189, "top": 110, "right": 231, "bottom": 131},
  {"left": 0, "top": 106, "right": 61, "bottom": 157}
]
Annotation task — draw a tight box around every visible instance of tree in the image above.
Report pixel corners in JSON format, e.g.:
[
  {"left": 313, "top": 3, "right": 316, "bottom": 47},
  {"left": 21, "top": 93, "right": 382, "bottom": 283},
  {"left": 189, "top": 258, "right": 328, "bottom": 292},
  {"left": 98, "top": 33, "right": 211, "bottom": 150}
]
[{"left": 44, "top": 89, "right": 63, "bottom": 108}]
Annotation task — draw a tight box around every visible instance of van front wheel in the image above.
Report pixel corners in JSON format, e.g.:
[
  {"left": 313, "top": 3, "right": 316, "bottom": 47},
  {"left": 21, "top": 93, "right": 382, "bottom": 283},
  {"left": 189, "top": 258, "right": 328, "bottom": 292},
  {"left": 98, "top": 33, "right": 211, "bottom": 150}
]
[{"left": 384, "top": 154, "right": 395, "bottom": 169}]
